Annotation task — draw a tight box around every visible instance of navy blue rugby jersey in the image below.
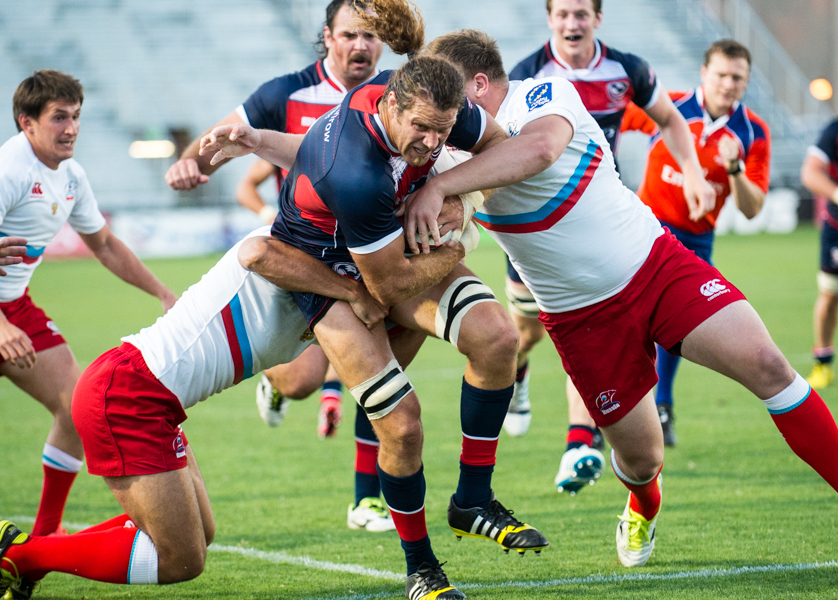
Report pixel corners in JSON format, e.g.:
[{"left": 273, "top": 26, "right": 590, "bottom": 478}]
[
  {"left": 811, "top": 119, "right": 838, "bottom": 224},
  {"left": 510, "top": 38, "right": 660, "bottom": 155},
  {"left": 270, "top": 70, "right": 487, "bottom": 264}
]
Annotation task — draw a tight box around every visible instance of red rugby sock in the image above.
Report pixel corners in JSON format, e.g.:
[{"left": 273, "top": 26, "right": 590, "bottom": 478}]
[
  {"left": 626, "top": 473, "right": 662, "bottom": 521},
  {"left": 31, "top": 466, "right": 77, "bottom": 536},
  {"left": 75, "top": 513, "right": 134, "bottom": 534},
  {"left": 770, "top": 389, "right": 838, "bottom": 492},
  {"left": 3, "top": 526, "right": 137, "bottom": 584}
]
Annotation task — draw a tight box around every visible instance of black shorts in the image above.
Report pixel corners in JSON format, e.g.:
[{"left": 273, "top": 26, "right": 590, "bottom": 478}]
[{"left": 291, "top": 259, "right": 363, "bottom": 328}]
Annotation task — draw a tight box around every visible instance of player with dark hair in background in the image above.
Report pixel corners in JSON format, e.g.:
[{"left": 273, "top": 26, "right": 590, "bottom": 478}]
[{"left": 0, "top": 69, "right": 177, "bottom": 545}]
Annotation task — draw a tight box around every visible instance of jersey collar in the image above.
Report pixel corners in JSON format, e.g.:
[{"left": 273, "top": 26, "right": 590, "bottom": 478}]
[
  {"left": 322, "top": 59, "right": 382, "bottom": 94},
  {"left": 695, "top": 86, "right": 740, "bottom": 141},
  {"left": 372, "top": 113, "right": 400, "bottom": 155},
  {"left": 548, "top": 37, "right": 603, "bottom": 72}
]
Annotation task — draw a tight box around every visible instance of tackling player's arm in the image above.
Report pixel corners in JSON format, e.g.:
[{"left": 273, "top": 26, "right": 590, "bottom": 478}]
[
  {"left": 236, "top": 159, "right": 280, "bottom": 224},
  {"left": 79, "top": 225, "right": 179, "bottom": 313},
  {"left": 165, "top": 111, "right": 243, "bottom": 190},
  {"left": 238, "top": 236, "right": 387, "bottom": 330},
  {"left": 643, "top": 93, "right": 716, "bottom": 222},
  {"left": 403, "top": 115, "right": 508, "bottom": 254},
  {"left": 406, "top": 114, "right": 572, "bottom": 254},
  {"left": 351, "top": 235, "right": 465, "bottom": 308}
]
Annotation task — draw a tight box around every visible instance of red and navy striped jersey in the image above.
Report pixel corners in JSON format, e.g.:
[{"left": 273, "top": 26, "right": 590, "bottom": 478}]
[
  {"left": 270, "top": 70, "right": 487, "bottom": 264},
  {"left": 509, "top": 38, "right": 660, "bottom": 156},
  {"left": 237, "top": 60, "right": 355, "bottom": 180}
]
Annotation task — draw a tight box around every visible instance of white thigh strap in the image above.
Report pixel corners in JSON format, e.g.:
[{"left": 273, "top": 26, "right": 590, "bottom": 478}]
[
  {"left": 435, "top": 277, "right": 497, "bottom": 348},
  {"left": 818, "top": 271, "right": 838, "bottom": 294}
]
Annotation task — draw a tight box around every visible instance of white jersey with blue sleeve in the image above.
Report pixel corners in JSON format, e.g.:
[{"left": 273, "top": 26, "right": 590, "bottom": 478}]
[
  {"left": 123, "top": 227, "right": 314, "bottom": 408},
  {"left": 0, "top": 133, "right": 106, "bottom": 302},
  {"left": 474, "top": 78, "right": 663, "bottom": 313}
]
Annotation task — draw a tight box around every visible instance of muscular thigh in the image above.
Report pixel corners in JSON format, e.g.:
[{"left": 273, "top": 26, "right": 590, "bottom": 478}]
[
  {"left": 1, "top": 343, "right": 79, "bottom": 411},
  {"left": 312, "top": 301, "right": 397, "bottom": 387},
  {"left": 388, "top": 262, "right": 497, "bottom": 341}
]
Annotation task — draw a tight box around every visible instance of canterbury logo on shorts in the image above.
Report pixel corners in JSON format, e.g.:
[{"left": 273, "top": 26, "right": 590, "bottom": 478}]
[{"left": 700, "top": 279, "right": 729, "bottom": 301}]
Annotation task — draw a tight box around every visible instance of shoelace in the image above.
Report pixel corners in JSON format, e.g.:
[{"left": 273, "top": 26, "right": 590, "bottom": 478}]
[
  {"left": 485, "top": 500, "right": 522, "bottom": 528},
  {"left": 416, "top": 562, "right": 450, "bottom": 590},
  {"left": 619, "top": 512, "right": 651, "bottom": 551}
]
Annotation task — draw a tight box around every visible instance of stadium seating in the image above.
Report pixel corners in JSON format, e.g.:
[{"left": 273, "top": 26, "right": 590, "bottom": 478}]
[{"left": 0, "top": 0, "right": 831, "bottom": 210}]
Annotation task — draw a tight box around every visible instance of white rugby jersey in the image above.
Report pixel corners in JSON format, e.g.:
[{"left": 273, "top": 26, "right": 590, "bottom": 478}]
[
  {"left": 123, "top": 227, "right": 314, "bottom": 409},
  {"left": 0, "top": 133, "right": 106, "bottom": 302},
  {"left": 473, "top": 78, "right": 663, "bottom": 313}
]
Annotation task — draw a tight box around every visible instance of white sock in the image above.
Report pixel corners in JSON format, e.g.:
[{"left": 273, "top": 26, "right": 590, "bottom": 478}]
[
  {"left": 763, "top": 373, "right": 810, "bottom": 415},
  {"left": 128, "top": 530, "right": 159, "bottom": 585},
  {"left": 611, "top": 448, "right": 657, "bottom": 486},
  {"left": 42, "top": 443, "right": 83, "bottom": 473}
]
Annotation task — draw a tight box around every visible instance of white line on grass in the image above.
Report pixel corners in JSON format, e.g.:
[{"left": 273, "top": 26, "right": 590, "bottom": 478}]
[
  {"left": 10, "top": 516, "right": 837, "bottom": 597},
  {"left": 297, "top": 560, "right": 838, "bottom": 600},
  {"left": 209, "top": 545, "right": 403, "bottom": 581}
]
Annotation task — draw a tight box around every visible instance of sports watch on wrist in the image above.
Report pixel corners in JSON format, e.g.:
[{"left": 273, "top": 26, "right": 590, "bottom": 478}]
[{"left": 726, "top": 160, "right": 745, "bottom": 176}]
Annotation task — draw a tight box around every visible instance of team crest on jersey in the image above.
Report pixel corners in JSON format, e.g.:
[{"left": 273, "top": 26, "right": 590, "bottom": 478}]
[
  {"left": 526, "top": 83, "right": 552, "bottom": 112},
  {"left": 31, "top": 182, "right": 43, "bottom": 197},
  {"left": 64, "top": 179, "right": 78, "bottom": 202},
  {"left": 606, "top": 81, "right": 629, "bottom": 103},
  {"left": 300, "top": 328, "right": 315, "bottom": 342},
  {"left": 332, "top": 262, "right": 361, "bottom": 281},
  {"left": 595, "top": 389, "right": 620, "bottom": 415}
]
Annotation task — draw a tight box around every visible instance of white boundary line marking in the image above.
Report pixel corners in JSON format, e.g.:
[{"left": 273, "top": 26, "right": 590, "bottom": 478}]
[
  {"left": 296, "top": 560, "right": 838, "bottom": 600},
  {"left": 209, "top": 545, "right": 403, "bottom": 581},
  {"left": 10, "top": 516, "right": 838, "bottom": 598}
]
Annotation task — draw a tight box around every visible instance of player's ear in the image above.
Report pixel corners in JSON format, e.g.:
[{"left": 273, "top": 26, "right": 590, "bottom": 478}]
[
  {"left": 17, "top": 113, "right": 33, "bottom": 134},
  {"left": 475, "top": 73, "right": 490, "bottom": 97},
  {"left": 323, "top": 25, "right": 334, "bottom": 48}
]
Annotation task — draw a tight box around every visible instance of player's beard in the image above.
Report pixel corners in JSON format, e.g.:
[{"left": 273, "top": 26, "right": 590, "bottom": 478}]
[{"left": 348, "top": 52, "right": 373, "bottom": 79}]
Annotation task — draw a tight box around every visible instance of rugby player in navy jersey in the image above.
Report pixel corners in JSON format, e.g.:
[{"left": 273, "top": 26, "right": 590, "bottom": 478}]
[
  {"left": 802, "top": 118, "right": 838, "bottom": 389},
  {"left": 199, "top": 1, "right": 548, "bottom": 597},
  {"left": 499, "top": 0, "right": 714, "bottom": 496},
  {"left": 165, "top": 0, "right": 398, "bottom": 533}
]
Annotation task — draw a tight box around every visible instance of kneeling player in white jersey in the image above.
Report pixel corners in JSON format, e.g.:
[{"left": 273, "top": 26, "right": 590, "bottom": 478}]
[
  {"left": 416, "top": 31, "right": 838, "bottom": 568},
  {"left": 1, "top": 70, "right": 178, "bottom": 543},
  {"left": 0, "top": 228, "right": 392, "bottom": 596}
]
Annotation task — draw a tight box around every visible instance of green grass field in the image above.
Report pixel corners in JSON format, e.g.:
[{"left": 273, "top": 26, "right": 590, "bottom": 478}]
[{"left": 1, "top": 226, "right": 837, "bottom": 599}]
